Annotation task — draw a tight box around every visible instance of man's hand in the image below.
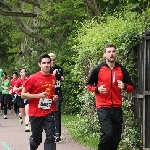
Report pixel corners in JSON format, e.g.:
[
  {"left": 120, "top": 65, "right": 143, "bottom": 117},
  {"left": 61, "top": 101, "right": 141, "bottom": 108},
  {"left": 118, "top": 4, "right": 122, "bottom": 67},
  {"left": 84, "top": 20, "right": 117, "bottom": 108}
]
[
  {"left": 38, "top": 92, "right": 47, "bottom": 98},
  {"left": 61, "top": 76, "right": 64, "bottom": 81},
  {"left": 53, "top": 95, "right": 58, "bottom": 101},
  {"left": 19, "top": 86, "right": 23, "bottom": 90},
  {"left": 53, "top": 69, "right": 59, "bottom": 75},
  {"left": 98, "top": 85, "right": 106, "bottom": 94},
  {"left": 117, "top": 80, "right": 125, "bottom": 89}
]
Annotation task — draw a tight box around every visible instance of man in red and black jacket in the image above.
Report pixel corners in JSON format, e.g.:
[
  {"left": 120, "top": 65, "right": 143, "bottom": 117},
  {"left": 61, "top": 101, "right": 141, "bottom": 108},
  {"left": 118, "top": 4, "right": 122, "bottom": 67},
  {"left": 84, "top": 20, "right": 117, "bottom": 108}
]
[{"left": 86, "top": 43, "right": 134, "bottom": 150}]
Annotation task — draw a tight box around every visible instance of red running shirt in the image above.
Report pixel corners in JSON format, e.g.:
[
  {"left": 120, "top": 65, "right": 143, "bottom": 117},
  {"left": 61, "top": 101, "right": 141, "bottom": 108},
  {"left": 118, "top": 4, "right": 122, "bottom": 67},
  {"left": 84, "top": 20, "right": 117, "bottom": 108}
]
[
  {"left": 23, "top": 71, "right": 57, "bottom": 117},
  {"left": 11, "top": 78, "right": 17, "bottom": 95},
  {"left": 14, "top": 78, "right": 27, "bottom": 95}
]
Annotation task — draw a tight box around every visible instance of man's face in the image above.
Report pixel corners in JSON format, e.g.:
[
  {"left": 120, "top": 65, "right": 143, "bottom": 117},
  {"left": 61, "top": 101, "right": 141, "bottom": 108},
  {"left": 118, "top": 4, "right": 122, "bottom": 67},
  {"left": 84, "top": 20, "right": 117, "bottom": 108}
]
[
  {"left": 12, "top": 74, "right": 17, "bottom": 79},
  {"left": 20, "top": 69, "right": 26, "bottom": 78},
  {"left": 7, "top": 76, "right": 11, "bottom": 80},
  {"left": 50, "top": 56, "right": 56, "bottom": 67},
  {"left": 39, "top": 58, "right": 51, "bottom": 73},
  {"left": 103, "top": 47, "right": 117, "bottom": 63}
]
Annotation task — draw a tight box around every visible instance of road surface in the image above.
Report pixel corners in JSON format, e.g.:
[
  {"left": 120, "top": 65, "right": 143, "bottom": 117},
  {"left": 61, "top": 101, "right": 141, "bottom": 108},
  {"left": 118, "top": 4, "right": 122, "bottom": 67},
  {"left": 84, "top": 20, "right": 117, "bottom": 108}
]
[{"left": 0, "top": 112, "right": 93, "bottom": 150}]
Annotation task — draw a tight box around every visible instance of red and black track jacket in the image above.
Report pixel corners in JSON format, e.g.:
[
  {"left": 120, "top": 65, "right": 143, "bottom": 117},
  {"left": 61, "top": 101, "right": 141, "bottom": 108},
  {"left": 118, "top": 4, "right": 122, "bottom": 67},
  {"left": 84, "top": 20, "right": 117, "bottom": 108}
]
[{"left": 86, "top": 62, "right": 134, "bottom": 108}]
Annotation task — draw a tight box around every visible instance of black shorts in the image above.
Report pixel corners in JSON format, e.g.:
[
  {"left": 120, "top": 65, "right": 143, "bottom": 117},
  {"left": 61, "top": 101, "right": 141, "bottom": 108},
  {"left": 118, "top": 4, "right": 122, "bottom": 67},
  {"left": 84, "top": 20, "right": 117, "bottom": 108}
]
[{"left": 16, "top": 95, "right": 25, "bottom": 108}]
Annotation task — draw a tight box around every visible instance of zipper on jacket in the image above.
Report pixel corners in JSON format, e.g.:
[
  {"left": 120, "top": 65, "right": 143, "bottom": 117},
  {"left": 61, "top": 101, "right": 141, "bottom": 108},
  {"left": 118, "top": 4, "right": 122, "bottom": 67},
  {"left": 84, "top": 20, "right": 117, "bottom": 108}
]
[{"left": 110, "top": 69, "right": 113, "bottom": 107}]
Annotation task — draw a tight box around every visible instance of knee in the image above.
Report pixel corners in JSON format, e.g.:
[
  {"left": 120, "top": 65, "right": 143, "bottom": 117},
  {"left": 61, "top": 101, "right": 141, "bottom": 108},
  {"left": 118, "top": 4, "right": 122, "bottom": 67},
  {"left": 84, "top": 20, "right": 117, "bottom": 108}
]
[
  {"left": 30, "top": 136, "right": 41, "bottom": 147},
  {"left": 106, "top": 129, "right": 113, "bottom": 138},
  {"left": 20, "top": 112, "right": 25, "bottom": 116},
  {"left": 101, "top": 127, "right": 113, "bottom": 140},
  {"left": 22, "top": 113, "right": 25, "bottom": 116}
]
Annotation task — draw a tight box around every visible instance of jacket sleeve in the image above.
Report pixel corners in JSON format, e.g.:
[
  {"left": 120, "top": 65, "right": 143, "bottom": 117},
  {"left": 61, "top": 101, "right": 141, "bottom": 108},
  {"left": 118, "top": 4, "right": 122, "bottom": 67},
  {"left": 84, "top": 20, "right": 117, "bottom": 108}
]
[
  {"left": 122, "top": 67, "right": 134, "bottom": 93},
  {"left": 85, "top": 67, "right": 99, "bottom": 93},
  {"left": 55, "top": 73, "right": 61, "bottom": 80},
  {"left": 55, "top": 67, "right": 64, "bottom": 81}
]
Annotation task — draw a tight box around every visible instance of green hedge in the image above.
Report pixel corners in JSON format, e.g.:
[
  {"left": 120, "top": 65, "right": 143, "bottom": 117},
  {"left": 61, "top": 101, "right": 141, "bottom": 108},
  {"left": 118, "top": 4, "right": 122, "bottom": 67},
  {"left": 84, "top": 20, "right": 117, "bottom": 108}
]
[{"left": 67, "top": 10, "right": 150, "bottom": 149}]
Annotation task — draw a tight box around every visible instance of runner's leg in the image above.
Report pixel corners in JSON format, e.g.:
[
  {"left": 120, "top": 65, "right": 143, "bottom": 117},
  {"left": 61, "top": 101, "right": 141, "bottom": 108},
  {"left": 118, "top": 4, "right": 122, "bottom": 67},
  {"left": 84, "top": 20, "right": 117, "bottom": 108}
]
[{"left": 25, "top": 103, "right": 30, "bottom": 132}]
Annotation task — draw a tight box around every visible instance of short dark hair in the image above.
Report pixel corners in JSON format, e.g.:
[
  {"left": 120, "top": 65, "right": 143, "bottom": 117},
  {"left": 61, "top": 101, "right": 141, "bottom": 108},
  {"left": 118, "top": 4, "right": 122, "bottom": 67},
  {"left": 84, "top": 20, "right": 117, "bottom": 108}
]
[
  {"left": 19, "top": 68, "right": 27, "bottom": 72},
  {"left": 104, "top": 43, "right": 116, "bottom": 53},
  {"left": 12, "top": 71, "right": 18, "bottom": 76},
  {"left": 38, "top": 54, "right": 51, "bottom": 63},
  {"left": 3, "top": 72, "right": 7, "bottom": 76}
]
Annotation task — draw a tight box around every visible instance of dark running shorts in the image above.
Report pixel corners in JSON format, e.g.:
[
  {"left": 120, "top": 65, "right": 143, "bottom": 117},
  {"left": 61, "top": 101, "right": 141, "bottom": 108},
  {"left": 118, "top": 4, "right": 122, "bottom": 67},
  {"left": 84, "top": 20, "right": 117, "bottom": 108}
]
[{"left": 16, "top": 95, "right": 25, "bottom": 108}]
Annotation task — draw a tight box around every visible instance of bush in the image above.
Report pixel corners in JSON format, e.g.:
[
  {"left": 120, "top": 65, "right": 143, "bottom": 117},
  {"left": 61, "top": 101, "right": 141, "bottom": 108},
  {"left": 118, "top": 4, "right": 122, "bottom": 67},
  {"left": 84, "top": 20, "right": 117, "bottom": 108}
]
[{"left": 69, "top": 10, "right": 148, "bottom": 149}]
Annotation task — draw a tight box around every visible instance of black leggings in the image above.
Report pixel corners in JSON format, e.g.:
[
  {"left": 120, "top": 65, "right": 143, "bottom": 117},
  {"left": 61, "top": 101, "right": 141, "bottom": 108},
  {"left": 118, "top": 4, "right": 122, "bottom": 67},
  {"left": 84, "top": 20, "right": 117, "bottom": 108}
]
[
  {"left": 97, "top": 107, "right": 123, "bottom": 150},
  {"left": 0, "top": 92, "right": 3, "bottom": 111},
  {"left": 2, "top": 94, "right": 10, "bottom": 115},
  {"left": 54, "top": 93, "right": 63, "bottom": 136},
  {"left": 29, "top": 113, "right": 56, "bottom": 150}
]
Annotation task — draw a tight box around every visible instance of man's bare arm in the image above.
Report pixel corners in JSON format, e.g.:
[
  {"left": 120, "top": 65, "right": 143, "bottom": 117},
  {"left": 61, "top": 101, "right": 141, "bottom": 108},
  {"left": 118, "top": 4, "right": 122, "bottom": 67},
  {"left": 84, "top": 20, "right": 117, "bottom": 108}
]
[
  {"left": 13, "top": 86, "right": 23, "bottom": 92},
  {"left": 21, "top": 87, "right": 47, "bottom": 100}
]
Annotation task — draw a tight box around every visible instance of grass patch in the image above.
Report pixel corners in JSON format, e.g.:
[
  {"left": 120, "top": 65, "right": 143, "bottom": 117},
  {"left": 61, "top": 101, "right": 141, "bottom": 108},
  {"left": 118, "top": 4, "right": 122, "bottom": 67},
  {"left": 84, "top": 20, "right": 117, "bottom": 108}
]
[{"left": 62, "top": 114, "right": 98, "bottom": 150}]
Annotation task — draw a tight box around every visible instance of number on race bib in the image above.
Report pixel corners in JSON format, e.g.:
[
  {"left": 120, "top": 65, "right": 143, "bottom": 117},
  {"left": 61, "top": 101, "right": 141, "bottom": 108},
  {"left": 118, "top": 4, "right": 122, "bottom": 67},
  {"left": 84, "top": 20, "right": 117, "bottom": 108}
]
[
  {"left": 2, "top": 87, "right": 8, "bottom": 93},
  {"left": 55, "top": 80, "right": 60, "bottom": 88},
  {"left": 38, "top": 98, "right": 52, "bottom": 109}
]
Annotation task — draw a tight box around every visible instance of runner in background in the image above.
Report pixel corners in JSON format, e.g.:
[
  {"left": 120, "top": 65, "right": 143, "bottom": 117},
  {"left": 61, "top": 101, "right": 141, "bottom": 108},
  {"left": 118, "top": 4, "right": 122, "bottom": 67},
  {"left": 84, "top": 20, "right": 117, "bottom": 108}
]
[
  {"left": 0, "top": 69, "right": 4, "bottom": 117},
  {"left": 49, "top": 53, "right": 64, "bottom": 142},
  {"left": 7, "top": 75, "right": 13, "bottom": 113},
  {"left": 1, "top": 72, "right": 11, "bottom": 119},
  {"left": 13, "top": 68, "right": 30, "bottom": 132},
  {"left": 10, "top": 71, "right": 19, "bottom": 115}
]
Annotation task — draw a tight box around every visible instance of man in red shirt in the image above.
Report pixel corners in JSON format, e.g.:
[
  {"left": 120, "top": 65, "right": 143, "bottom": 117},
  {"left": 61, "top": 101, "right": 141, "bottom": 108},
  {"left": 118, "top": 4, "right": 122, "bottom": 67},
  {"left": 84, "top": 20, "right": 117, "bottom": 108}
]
[
  {"left": 13, "top": 68, "right": 28, "bottom": 126},
  {"left": 10, "top": 71, "right": 19, "bottom": 115},
  {"left": 21, "top": 54, "right": 58, "bottom": 150}
]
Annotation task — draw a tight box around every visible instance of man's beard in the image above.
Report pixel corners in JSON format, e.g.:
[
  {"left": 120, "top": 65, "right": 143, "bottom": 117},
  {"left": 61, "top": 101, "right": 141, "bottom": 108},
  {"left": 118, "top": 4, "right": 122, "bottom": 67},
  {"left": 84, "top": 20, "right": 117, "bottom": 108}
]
[{"left": 107, "top": 58, "right": 115, "bottom": 63}]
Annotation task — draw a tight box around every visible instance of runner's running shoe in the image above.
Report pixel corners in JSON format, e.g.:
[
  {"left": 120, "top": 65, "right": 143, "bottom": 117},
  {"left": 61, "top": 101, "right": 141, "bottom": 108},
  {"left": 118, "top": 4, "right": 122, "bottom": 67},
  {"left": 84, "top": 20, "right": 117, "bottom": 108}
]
[
  {"left": 25, "top": 125, "right": 30, "bottom": 132},
  {"left": 4, "top": 115, "right": 7, "bottom": 119},
  {"left": 19, "top": 118, "right": 23, "bottom": 124},
  {"left": 55, "top": 133, "right": 61, "bottom": 142}
]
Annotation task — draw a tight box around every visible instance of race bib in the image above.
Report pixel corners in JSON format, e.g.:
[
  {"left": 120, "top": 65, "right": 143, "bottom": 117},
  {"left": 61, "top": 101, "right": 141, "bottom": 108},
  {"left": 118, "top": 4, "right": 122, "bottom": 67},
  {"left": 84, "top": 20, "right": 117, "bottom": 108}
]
[
  {"left": 55, "top": 80, "right": 60, "bottom": 88},
  {"left": 38, "top": 98, "right": 52, "bottom": 109},
  {"left": 3, "top": 87, "right": 8, "bottom": 92}
]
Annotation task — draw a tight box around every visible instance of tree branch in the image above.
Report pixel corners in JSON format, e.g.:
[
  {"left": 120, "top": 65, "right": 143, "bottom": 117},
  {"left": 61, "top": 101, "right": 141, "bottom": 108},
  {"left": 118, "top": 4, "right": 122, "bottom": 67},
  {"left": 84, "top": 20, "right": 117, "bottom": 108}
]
[
  {"left": 0, "top": 9, "right": 37, "bottom": 17},
  {"left": 84, "top": 0, "right": 100, "bottom": 22},
  {"left": 14, "top": 16, "right": 49, "bottom": 46},
  {"left": 0, "top": 0, "right": 49, "bottom": 47},
  {"left": 22, "top": 0, "right": 40, "bottom": 7}
]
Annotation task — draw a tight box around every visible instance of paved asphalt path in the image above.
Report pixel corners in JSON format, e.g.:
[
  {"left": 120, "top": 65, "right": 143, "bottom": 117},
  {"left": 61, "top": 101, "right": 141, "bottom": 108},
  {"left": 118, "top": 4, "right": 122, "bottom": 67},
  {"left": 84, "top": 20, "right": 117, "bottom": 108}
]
[{"left": 0, "top": 112, "right": 93, "bottom": 150}]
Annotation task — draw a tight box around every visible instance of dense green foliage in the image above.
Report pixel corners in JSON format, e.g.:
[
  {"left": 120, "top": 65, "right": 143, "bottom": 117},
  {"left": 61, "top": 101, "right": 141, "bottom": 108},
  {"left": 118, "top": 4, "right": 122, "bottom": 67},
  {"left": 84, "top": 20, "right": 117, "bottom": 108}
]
[
  {"left": 69, "top": 10, "right": 148, "bottom": 149},
  {"left": 0, "top": 16, "right": 17, "bottom": 73},
  {"left": 0, "top": 0, "right": 150, "bottom": 149}
]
